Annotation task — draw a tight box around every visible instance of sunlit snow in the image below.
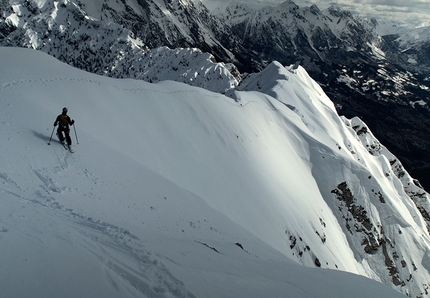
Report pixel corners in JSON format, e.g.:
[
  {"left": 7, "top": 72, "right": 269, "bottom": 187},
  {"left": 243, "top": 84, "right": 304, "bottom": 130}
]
[{"left": 0, "top": 47, "right": 427, "bottom": 297}]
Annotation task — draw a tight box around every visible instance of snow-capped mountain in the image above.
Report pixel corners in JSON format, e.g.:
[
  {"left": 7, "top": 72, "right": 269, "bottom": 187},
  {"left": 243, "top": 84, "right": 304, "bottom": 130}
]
[
  {"left": 0, "top": 0, "right": 238, "bottom": 93},
  {"left": 76, "top": 0, "right": 255, "bottom": 72},
  {"left": 0, "top": 45, "right": 425, "bottom": 298},
  {"left": 394, "top": 26, "right": 430, "bottom": 69},
  {"left": 223, "top": 2, "right": 381, "bottom": 68}
]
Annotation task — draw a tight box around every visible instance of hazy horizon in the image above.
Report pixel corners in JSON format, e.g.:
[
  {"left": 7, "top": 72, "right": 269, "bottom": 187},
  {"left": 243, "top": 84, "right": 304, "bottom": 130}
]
[{"left": 200, "top": 0, "right": 429, "bottom": 28}]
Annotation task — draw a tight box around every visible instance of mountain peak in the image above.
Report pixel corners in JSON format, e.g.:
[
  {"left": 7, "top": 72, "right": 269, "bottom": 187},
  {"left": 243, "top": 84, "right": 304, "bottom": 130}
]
[
  {"left": 309, "top": 4, "right": 321, "bottom": 15},
  {"left": 326, "top": 5, "right": 353, "bottom": 19},
  {"left": 279, "top": 0, "right": 299, "bottom": 11},
  {"left": 238, "top": 60, "right": 291, "bottom": 93}
]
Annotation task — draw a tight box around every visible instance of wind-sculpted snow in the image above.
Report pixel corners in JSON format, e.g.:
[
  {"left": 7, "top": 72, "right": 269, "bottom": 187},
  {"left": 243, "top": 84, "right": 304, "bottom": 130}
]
[
  {"left": 346, "top": 116, "right": 430, "bottom": 232},
  {"left": 0, "top": 0, "right": 238, "bottom": 93},
  {"left": 237, "top": 60, "right": 430, "bottom": 296},
  {"left": 0, "top": 47, "right": 422, "bottom": 297}
]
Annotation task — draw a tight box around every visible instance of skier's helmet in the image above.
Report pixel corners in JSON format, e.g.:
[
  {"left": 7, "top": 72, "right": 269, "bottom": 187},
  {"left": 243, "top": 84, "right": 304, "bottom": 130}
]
[{"left": 62, "top": 107, "right": 68, "bottom": 113}]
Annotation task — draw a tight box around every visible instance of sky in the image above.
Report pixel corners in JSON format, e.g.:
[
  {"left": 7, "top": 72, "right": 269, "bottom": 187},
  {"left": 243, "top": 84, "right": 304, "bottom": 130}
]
[{"left": 203, "top": 0, "right": 430, "bottom": 28}]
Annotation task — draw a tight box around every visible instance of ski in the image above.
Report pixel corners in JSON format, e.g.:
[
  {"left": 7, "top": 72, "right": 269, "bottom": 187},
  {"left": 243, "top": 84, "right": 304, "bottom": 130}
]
[
  {"left": 62, "top": 142, "right": 74, "bottom": 153},
  {"left": 56, "top": 132, "right": 73, "bottom": 152}
]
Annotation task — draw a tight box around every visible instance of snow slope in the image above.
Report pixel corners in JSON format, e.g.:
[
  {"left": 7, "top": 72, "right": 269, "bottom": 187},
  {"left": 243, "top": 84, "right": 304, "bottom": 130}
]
[{"left": 0, "top": 47, "right": 426, "bottom": 297}]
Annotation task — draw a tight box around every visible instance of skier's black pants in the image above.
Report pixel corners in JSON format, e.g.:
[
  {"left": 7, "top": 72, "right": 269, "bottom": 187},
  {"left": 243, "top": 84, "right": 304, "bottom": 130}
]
[{"left": 57, "top": 127, "right": 72, "bottom": 145}]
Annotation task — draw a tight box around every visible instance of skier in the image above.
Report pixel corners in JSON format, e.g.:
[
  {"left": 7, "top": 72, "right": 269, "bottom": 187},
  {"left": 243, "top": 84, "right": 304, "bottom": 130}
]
[{"left": 54, "top": 107, "right": 75, "bottom": 150}]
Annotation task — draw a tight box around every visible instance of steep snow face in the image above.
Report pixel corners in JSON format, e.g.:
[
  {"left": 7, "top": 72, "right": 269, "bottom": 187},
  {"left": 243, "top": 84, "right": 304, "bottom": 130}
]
[
  {"left": 237, "top": 61, "right": 430, "bottom": 296},
  {"left": 0, "top": 0, "right": 238, "bottom": 93},
  {"left": 1, "top": 47, "right": 430, "bottom": 297}
]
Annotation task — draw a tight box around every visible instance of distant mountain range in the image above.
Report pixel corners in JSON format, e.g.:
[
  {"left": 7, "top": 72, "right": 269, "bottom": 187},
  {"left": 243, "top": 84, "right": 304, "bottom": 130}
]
[{"left": 1, "top": 0, "right": 429, "bottom": 191}]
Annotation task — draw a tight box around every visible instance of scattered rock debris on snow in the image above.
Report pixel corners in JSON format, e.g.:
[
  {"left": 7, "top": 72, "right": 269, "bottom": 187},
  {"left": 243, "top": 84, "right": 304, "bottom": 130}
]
[{"left": 331, "top": 182, "right": 409, "bottom": 287}]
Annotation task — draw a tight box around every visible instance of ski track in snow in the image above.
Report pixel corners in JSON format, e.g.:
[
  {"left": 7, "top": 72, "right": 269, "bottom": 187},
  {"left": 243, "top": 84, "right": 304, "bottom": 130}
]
[
  {"left": 0, "top": 73, "right": 312, "bottom": 298},
  {"left": 0, "top": 76, "right": 275, "bottom": 113},
  {"left": 0, "top": 151, "right": 196, "bottom": 298},
  {"left": 1, "top": 77, "right": 209, "bottom": 97}
]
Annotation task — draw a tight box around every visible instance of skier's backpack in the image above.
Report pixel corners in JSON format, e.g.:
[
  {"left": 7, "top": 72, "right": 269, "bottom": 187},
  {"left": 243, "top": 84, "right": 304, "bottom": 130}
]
[{"left": 58, "top": 114, "right": 69, "bottom": 127}]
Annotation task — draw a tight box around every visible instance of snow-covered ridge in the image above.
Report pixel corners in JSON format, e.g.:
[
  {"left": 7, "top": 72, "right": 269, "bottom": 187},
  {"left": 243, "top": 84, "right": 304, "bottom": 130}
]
[
  {"left": 237, "top": 60, "right": 430, "bottom": 296},
  {"left": 1, "top": 47, "right": 430, "bottom": 297}
]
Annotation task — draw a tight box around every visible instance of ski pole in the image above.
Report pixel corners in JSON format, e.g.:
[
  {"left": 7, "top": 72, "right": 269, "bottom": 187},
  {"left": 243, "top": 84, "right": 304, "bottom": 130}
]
[
  {"left": 73, "top": 123, "right": 79, "bottom": 145},
  {"left": 48, "top": 126, "right": 55, "bottom": 145}
]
